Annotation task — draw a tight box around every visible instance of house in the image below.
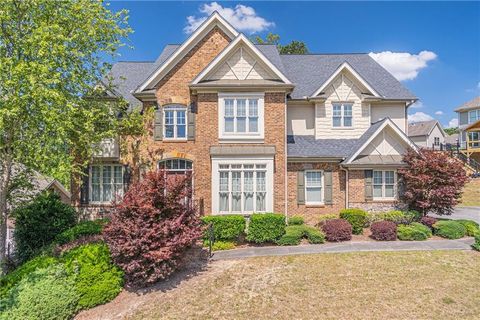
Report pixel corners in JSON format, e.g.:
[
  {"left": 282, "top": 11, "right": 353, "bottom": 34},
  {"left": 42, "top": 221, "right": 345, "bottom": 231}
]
[
  {"left": 408, "top": 120, "right": 446, "bottom": 149},
  {"left": 5, "top": 169, "right": 71, "bottom": 255},
  {"left": 72, "top": 12, "right": 419, "bottom": 223},
  {"left": 455, "top": 96, "right": 480, "bottom": 163}
]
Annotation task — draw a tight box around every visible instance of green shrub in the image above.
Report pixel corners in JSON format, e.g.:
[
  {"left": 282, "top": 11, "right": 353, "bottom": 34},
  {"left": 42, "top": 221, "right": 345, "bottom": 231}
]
[
  {"left": 246, "top": 213, "right": 286, "bottom": 243},
  {"left": 410, "top": 222, "right": 432, "bottom": 238},
  {"left": 288, "top": 216, "right": 304, "bottom": 225},
  {"left": 62, "top": 243, "right": 123, "bottom": 310},
  {"left": 472, "top": 231, "right": 480, "bottom": 251},
  {"left": 397, "top": 224, "right": 430, "bottom": 241},
  {"left": 0, "top": 264, "right": 79, "bottom": 320},
  {"left": 0, "top": 255, "right": 58, "bottom": 300},
  {"left": 339, "top": 208, "right": 367, "bottom": 235},
  {"left": 316, "top": 214, "right": 339, "bottom": 227},
  {"left": 203, "top": 240, "right": 236, "bottom": 251},
  {"left": 276, "top": 225, "right": 325, "bottom": 246},
  {"left": 368, "top": 210, "right": 418, "bottom": 225},
  {"left": 55, "top": 219, "right": 107, "bottom": 245},
  {"left": 433, "top": 221, "right": 466, "bottom": 239},
  {"left": 201, "top": 215, "right": 246, "bottom": 241},
  {"left": 13, "top": 192, "right": 76, "bottom": 263},
  {"left": 456, "top": 220, "right": 480, "bottom": 236}
]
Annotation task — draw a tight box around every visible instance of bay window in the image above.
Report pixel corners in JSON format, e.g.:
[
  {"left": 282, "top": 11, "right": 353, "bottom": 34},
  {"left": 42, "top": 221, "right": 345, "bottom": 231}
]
[
  {"left": 90, "top": 164, "right": 124, "bottom": 203},
  {"left": 332, "top": 103, "right": 353, "bottom": 128},
  {"left": 164, "top": 105, "right": 187, "bottom": 140},
  {"left": 373, "top": 170, "right": 396, "bottom": 199},
  {"left": 219, "top": 93, "right": 264, "bottom": 140}
]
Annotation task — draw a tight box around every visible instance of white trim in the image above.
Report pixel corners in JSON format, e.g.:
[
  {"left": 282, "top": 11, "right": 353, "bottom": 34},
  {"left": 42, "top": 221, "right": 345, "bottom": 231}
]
[
  {"left": 304, "top": 170, "right": 325, "bottom": 205},
  {"left": 331, "top": 102, "right": 354, "bottom": 129},
  {"left": 312, "top": 62, "right": 380, "bottom": 98},
  {"left": 211, "top": 157, "right": 274, "bottom": 215},
  {"left": 163, "top": 105, "right": 188, "bottom": 141},
  {"left": 218, "top": 92, "right": 265, "bottom": 141},
  {"left": 89, "top": 164, "right": 124, "bottom": 204},
  {"left": 344, "top": 118, "right": 418, "bottom": 164},
  {"left": 136, "top": 12, "right": 238, "bottom": 93},
  {"left": 372, "top": 169, "right": 397, "bottom": 200},
  {"left": 191, "top": 34, "right": 291, "bottom": 85}
]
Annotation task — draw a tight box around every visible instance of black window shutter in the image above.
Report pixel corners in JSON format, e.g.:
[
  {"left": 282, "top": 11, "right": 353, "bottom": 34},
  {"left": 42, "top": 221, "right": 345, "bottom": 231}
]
[
  {"left": 187, "top": 103, "right": 196, "bottom": 141},
  {"left": 324, "top": 170, "right": 333, "bottom": 204},
  {"left": 154, "top": 104, "right": 163, "bottom": 141},
  {"left": 80, "top": 166, "right": 90, "bottom": 205},
  {"left": 364, "top": 170, "right": 373, "bottom": 201},
  {"left": 297, "top": 171, "right": 305, "bottom": 205}
]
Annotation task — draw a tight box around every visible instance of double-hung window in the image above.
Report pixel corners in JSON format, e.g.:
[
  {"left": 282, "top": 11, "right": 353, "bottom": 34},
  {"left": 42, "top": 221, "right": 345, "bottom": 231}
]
[
  {"left": 373, "top": 170, "right": 396, "bottom": 199},
  {"left": 220, "top": 94, "right": 264, "bottom": 140},
  {"left": 164, "top": 105, "right": 187, "bottom": 140},
  {"left": 90, "top": 165, "right": 124, "bottom": 203},
  {"left": 332, "top": 103, "right": 353, "bottom": 128},
  {"left": 434, "top": 137, "right": 440, "bottom": 146},
  {"left": 305, "top": 170, "right": 323, "bottom": 205},
  {"left": 218, "top": 164, "right": 267, "bottom": 213},
  {"left": 469, "top": 132, "right": 480, "bottom": 148},
  {"left": 468, "top": 110, "right": 480, "bottom": 124}
]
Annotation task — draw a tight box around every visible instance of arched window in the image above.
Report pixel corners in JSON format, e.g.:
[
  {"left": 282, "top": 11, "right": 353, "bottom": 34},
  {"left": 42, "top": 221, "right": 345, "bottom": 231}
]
[{"left": 158, "top": 159, "right": 193, "bottom": 174}]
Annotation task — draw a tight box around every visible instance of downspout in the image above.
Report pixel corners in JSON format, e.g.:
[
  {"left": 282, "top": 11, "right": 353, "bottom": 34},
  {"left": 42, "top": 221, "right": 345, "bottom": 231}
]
[
  {"left": 284, "top": 93, "right": 288, "bottom": 221},
  {"left": 340, "top": 165, "right": 349, "bottom": 209}
]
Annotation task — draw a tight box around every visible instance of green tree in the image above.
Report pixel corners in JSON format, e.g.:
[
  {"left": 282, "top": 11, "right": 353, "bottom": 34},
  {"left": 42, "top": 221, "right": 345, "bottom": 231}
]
[
  {"left": 444, "top": 127, "right": 459, "bottom": 136},
  {"left": 254, "top": 32, "right": 309, "bottom": 54},
  {"left": 0, "top": 0, "right": 131, "bottom": 265}
]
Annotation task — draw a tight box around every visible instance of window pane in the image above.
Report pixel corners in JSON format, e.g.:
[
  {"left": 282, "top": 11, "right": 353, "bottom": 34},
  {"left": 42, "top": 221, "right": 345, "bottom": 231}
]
[
  {"left": 219, "top": 193, "right": 229, "bottom": 211},
  {"left": 237, "top": 99, "right": 246, "bottom": 116},
  {"left": 177, "top": 124, "right": 186, "bottom": 138},
  {"left": 306, "top": 171, "right": 322, "bottom": 186},
  {"left": 244, "top": 171, "right": 253, "bottom": 191},
  {"left": 343, "top": 116, "right": 352, "bottom": 127},
  {"left": 333, "top": 117, "right": 341, "bottom": 127},
  {"left": 256, "top": 192, "right": 266, "bottom": 211},
  {"left": 92, "top": 184, "right": 101, "bottom": 202},
  {"left": 165, "top": 125, "right": 174, "bottom": 138},
  {"left": 373, "top": 171, "right": 383, "bottom": 184},
  {"left": 91, "top": 166, "right": 100, "bottom": 184},
  {"left": 237, "top": 117, "right": 246, "bottom": 132},
  {"left": 176, "top": 110, "right": 186, "bottom": 125},
  {"left": 225, "top": 99, "right": 234, "bottom": 117},
  {"left": 249, "top": 117, "right": 258, "bottom": 132},
  {"left": 232, "top": 172, "right": 241, "bottom": 192},
  {"left": 232, "top": 193, "right": 242, "bottom": 211},
  {"left": 333, "top": 105, "right": 342, "bottom": 116},
  {"left": 306, "top": 187, "right": 322, "bottom": 203},
  {"left": 385, "top": 185, "right": 394, "bottom": 198},
  {"left": 114, "top": 166, "right": 123, "bottom": 184},
  {"left": 219, "top": 172, "right": 229, "bottom": 192},
  {"left": 225, "top": 117, "right": 234, "bottom": 132},
  {"left": 385, "top": 171, "right": 395, "bottom": 184},
  {"left": 244, "top": 192, "right": 254, "bottom": 211},
  {"left": 256, "top": 171, "right": 266, "bottom": 192},
  {"left": 343, "top": 104, "right": 353, "bottom": 116},
  {"left": 248, "top": 99, "right": 258, "bottom": 116},
  {"left": 103, "top": 184, "right": 112, "bottom": 202},
  {"left": 165, "top": 111, "right": 174, "bottom": 124},
  {"left": 373, "top": 185, "right": 383, "bottom": 198}
]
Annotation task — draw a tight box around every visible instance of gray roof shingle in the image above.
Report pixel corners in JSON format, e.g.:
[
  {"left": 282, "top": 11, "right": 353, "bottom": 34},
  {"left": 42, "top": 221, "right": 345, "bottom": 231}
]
[
  {"left": 454, "top": 96, "right": 480, "bottom": 112},
  {"left": 408, "top": 120, "right": 438, "bottom": 137}
]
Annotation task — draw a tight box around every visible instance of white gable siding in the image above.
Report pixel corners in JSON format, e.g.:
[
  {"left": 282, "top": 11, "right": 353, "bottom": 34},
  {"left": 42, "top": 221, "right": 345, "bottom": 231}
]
[
  {"left": 426, "top": 124, "right": 445, "bottom": 147},
  {"left": 315, "top": 72, "right": 370, "bottom": 139},
  {"left": 371, "top": 103, "right": 406, "bottom": 132},
  {"left": 208, "top": 46, "right": 274, "bottom": 81},
  {"left": 287, "top": 104, "right": 315, "bottom": 135},
  {"left": 360, "top": 127, "right": 408, "bottom": 156}
]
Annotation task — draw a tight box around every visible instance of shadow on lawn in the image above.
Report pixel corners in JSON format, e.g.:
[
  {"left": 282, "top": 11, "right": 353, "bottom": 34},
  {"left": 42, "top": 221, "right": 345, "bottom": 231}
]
[{"left": 124, "top": 246, "right": 211, "bottom": 295}]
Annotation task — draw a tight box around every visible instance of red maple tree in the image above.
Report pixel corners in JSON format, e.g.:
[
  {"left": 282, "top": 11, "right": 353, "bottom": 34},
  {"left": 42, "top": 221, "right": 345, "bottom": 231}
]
[
  {"left": 103, "top": 170, "right": 201, "bottom": 286},
  {"left": 399, "top": 149, "right": 468, "bottom": 216}
]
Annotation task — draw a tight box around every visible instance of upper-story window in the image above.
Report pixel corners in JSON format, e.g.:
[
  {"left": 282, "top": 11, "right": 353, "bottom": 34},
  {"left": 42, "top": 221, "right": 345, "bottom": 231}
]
[
  {"left": 164, "top": 105, "right": 187, "bottom": 140},
  {"left": 219, "top": 93, "right": 264, "bottom": 140},
  {"left": 332, "top": 103, "right": 353, "bottom": 128},
  {"left": 468, "top": 110, "right": 480, "bottom": 124}
]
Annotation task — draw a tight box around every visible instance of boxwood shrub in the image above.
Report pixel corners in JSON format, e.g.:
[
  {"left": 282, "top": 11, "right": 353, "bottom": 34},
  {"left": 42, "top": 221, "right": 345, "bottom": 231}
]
[
  {"left": 456, "top": 220, "right": 479, "bottom": 236},
  {"left": 368, "top": 210, "right": 419, "bottom": 226},
  {"left": 322, "top": 219, "right": 352, "bottom": 242},
  {"left": 288, "top": 216, "right": 304, "bottom": 226},
  {"left": 54, "top": 219, "right": 107, "bottom": 245},
  {"left": 246, "top": 213, "right": 285, "bottom": 243},
  {"left": 276, "top": 225, "right": 325, "bottom": 246},
  {"left": 433, "top": 221, "right": 466, "bottom": 239},
  {"left": 472, "top": 231, "right": 480, "bottom": 251},
  {"left": 397, "top": 223, "right": 431, "bottom": 241},
  {"left": 339, "top": 208, "right": 367, "bottom": 235},
  {"left": 370, "top": 221, "right": 397, "bottom": 241},
  {"left": 201, "top": 215, "right": 246, "bottom": 241}
]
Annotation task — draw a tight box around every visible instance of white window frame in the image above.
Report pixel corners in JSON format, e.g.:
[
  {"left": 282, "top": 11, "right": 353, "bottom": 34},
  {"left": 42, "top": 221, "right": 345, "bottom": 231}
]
[
  {"left": 218, "top": 93, "right": 264, "bottom": 141},
  {"left": 89, "top": 164, "right": 124, "bottom": 204},
  {"left": 305, "top": 170, "right": 324, "bottom": 205},
  {"left": 434, "top": 137, "right": 440, "bottom": 146},
  {"left": 468, "top": 110, "right": 480, "bottom": 124},
  {"left": 211, "top": 157, "right": 273, "bottom": 214},
  {"left": 372, "top": 170, "right": 397, "bottom": 200},
  {"left": 163, "top": 104, "right": 187, "bottom": 141},
  {"left": 332, "top": 102, "right": 353, "bottom": 128}
]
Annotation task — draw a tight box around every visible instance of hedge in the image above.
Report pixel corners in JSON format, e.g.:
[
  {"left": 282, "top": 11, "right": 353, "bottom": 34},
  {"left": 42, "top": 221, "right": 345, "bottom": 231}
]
[
  {"left": 201, "top": 215, "right": 246, "bottom": 241},
  {"left": 397, "top": 223, "right": 431, "bottom": 241},
  {"left": 54, "top": 219, "right": 107, "bottom": 245},
  {"left": 288, "top": 216, "right": 304, "bottom": 226},
  {"left": 276, "top": 225, "right": 325, "bottom": 246},
  {"left": 246, "top": 213, "right": 285, "bottom": 243},
  {"left": 339, "top": 208, "right": 367, "bottom": 234},
  {"left": 433, "top": 221, "right": 466, "bottom": 239},
  {"left": 473, "top": 231, "right": 480, "bottom": 251},
  {"left": 456, "top": 220, "right": 479, "bottom": 236}
]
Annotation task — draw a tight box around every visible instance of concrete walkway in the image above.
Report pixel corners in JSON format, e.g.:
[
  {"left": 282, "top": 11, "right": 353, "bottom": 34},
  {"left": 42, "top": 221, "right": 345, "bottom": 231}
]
[
  {"left": 211, "top": 238, "right": 475, "bottom": 260},
  {"left": 430, "top": 206, "right": 480, "bottom": 224}
]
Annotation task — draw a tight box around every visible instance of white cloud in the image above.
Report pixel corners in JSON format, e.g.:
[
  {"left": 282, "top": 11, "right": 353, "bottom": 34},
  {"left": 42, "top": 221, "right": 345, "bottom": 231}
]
[
  {"left": 446, "top": 118, "right": 458, "bottom": 128},
  {"left": 410, "top": 101, "right": 423, "bottom": 109},
  {"left": 185, "top": 2, "right": 274, "bottom": 34},
  {"left": 435, "top": 110, "right": 444, "bottom": 115},
  {"left": 408, "top": 112, "right": 434, "bottom": 123},
  {"left": 369, "top": 51, "right": 437, "bottom": 81}
]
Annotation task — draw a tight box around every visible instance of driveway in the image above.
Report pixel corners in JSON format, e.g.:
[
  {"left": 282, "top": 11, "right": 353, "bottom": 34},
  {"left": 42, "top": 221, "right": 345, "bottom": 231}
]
[{"left": 430, "top": 207, "right": 480, "bottom": 223}]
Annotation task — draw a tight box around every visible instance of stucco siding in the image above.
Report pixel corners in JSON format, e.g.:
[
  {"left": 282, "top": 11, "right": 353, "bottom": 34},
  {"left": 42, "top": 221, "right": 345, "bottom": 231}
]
[{"left": 287, "top": 104, "right": 315, "bottom": 135}]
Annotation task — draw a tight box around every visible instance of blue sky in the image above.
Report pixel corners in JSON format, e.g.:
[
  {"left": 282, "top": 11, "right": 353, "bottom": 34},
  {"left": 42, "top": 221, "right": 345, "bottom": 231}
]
[{"left": 109, "top": 1, "right": 480, "bottom": 128}]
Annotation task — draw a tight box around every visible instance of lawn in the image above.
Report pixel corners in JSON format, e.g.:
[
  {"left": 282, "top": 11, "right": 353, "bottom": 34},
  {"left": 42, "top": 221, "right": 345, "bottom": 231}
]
[
  {"left": 77, "top": 250, "right": 480, "bottom": 320},
  {"left": 459, "top": 178, "right": 480, "bottom": 207}
]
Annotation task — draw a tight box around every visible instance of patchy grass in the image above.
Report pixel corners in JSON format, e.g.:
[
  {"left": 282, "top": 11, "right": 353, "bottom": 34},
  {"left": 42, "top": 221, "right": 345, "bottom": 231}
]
[
  {"left": 77, "top": 251, "right": 480, "bottom": 320},
  {"left": 459, "top": 178, "right": 480, "bottom": 207}
]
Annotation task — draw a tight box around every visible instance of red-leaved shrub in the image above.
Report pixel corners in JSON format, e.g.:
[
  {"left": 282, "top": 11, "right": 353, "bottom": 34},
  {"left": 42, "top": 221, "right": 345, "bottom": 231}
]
[
  {"left": 322, "top": 219, "right": 352, "bottom": 242},
  {"left": 370, "top": 221, "right": 397, "bottom": 241},
  {"left": 420, "top": 216, "right": 438, "bottom": 229},
  {"left": 103, "top": 171, "right": 201, "bottom": 286}
]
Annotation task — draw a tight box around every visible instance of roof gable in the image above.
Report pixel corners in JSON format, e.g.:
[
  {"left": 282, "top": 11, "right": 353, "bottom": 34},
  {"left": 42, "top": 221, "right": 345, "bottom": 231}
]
[
  {"left": 135, "top": 12, "right": 238, "bottom": 93},
  {"left": 192, "top": 34, "right": 291, "bottom": 85},
  {"left": 455, "top": 96, "right": 480, "bottom": 112},
  {"left": 408, "top": 120, "right": 445, "bottom": 138}
]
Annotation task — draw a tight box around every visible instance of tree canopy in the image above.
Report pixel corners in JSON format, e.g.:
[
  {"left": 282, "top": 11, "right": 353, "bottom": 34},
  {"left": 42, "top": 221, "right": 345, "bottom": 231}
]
[{"left": 254, "top": 32, "right": 309, "bottom": 54}]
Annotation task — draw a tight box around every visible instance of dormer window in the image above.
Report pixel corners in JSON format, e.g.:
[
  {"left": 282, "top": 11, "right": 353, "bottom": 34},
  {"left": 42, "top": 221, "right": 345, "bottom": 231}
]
[
  {"left": 332, "top": 103, "right": 353, "bottom": 128},
  {"left": 164, "top": 105, "right": 187, "bottom": 140}
]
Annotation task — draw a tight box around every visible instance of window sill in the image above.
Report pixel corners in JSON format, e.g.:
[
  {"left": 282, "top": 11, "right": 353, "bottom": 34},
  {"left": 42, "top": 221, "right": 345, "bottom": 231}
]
[
  {"left": 162, "top": 138, "right": 188, "bottom": 143},
  {"left": 331, "top": 127, "right": 355, "bottom": 130},
  {"left": 305, "top": 203, "right": 325, "bottom": 208},
  {"left": 371, "top": 199, "right": 397, "bottom": 203},
  {"left": 219, "top": 138, "right": 264, "bottom": 144}
]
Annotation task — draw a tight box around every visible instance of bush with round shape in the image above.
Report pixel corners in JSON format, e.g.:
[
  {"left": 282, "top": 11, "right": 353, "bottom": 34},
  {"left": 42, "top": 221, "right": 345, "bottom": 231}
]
[
  {"left": 62, "top": 243, "right": 123, "bottom": 310},
  {"left": 456, "top": 220, "right": 479, "bottom": 236},
  {"left": 0, "top": 264, "right": 79, "bottom": 320},
  {"left": 420, "top": 216, "right": 438, "bottom": 229},
  {"left": 246, "top": 213, "right": 286, "bottom": 243},
  {"left": 397, "top": 224, "right": 430, "bottom": 241},
  {"left": 368, "top": 210, "right": 418, "bottom": 226},
  {"left": 103, "top": 171, "right": 202, "bottom": 286},
  {"left": 13, "top": 192, "right": 76, "bottom": 263},
  {"left": 339, "top": 208, "right": 367, "bottom": 235},
  {"left": 201, "top": 215, "right": 245, "bottom": 241},
  {"left": 322, "top": 219, "right": 352, "bottom": 242},
  {"left": 276, "top": 225, "right": 325, "bottom": 246},
  {"left": 288, "top": 216, "right": 304, "bottom": 226},
  {"left": 54, "top": 219, "right": 107, "bottom": 246},
  {"left": 433, "top": 221, "right": 466, "bottom": 239},
  {"left": 370, "top": 221, "right": 397, "bottom": 241},
  {"left": 472, "top": 231, "right": 480, "bottom": 251}
]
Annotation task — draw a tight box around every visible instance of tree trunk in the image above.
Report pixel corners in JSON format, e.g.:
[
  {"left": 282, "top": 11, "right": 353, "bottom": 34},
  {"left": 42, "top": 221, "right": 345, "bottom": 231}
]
[{"left": 0, "top": 155, "right": 12, "bottom": 271}]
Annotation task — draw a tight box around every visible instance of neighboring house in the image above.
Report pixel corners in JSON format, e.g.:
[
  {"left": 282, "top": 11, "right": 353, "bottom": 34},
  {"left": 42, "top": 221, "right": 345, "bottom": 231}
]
[
  {"left": 72, "top": 12, "right": 419, "bottom": 223},
  {"left": 455, "top": 96, "right": 480, "bottom": 162},
  {"left": 5, "top": 169, "right": 71, "bottom": 255},
  {"left": 408, "top": 120, "right": 446, "bottom": 149},
  {"left": 445, "top": 133, "right": 460, "bottom": 146}
]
